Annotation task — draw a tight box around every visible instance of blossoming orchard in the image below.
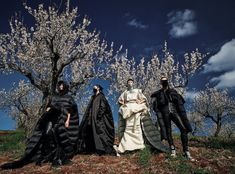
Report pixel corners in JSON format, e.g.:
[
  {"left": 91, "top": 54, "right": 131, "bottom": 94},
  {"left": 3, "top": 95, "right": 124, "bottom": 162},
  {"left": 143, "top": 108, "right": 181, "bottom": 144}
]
[{"left": 0, "top": 1, "right": 234, "bottom": 138}]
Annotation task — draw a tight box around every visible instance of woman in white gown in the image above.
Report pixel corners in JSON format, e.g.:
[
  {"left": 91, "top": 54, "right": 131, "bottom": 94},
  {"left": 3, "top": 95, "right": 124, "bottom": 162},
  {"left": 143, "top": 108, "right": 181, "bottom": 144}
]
[{"left": 116, "top": 79, "right": 168, "bottom": 154}]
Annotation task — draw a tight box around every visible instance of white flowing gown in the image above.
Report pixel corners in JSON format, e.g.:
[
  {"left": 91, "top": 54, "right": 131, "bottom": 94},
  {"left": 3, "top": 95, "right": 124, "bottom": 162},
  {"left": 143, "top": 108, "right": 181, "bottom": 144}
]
[{"left": 117, "top": 89, "right": 149, "bottom": 153}]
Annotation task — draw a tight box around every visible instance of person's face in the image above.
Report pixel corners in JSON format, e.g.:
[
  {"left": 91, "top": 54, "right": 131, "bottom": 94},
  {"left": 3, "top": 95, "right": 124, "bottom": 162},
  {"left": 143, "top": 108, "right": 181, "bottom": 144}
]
[
  {"left": 59, "top": 84, "right": 64, "bottom": 91},
  {"left": 127, "top": 80, "right": 134, "bottom": 86}
]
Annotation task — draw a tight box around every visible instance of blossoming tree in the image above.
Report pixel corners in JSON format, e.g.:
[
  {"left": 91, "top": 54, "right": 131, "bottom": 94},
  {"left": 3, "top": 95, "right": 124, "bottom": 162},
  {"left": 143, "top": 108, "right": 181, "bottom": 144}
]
[
  {"left": 0, "top": 80, "right": 42, "bottom": 134},
  {"left": 109, "top": 42, "right": 207, "bottom": 101},
  {"left": 0, "top": 1, "right": 208, "bottom": 135},
  {"left": 192, "top": 87, "right": 235, "bottom": 137},
  {"left": 0, "top": 1, "right": 115, "bottom": 134}
]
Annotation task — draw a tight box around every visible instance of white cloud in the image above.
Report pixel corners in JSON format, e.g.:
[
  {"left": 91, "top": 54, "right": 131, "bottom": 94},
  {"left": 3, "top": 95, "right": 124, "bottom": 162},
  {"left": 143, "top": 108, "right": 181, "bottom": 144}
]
[
  {"left": 203, "top": 39, "right": 235, "bottom": 72},
  {"left": 211, "top": 70, "right": 235, "bottom": 89},
  {"left": 185, "top": 90, "right": 199, "bottom": 100},
  {"left": 127, "top": 18, "right": 148, "bottom": 29},
  {"left": 203, "top": 39, "right": 235, "bottom": 89},
  {"left": 167, "top": 9, "right": 197, "bottom": 38}
]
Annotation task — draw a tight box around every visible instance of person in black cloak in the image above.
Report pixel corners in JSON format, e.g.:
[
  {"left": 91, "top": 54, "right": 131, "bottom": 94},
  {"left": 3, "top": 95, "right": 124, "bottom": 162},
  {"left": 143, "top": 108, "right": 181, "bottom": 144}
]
[
  {"left": 151, "top": 76, "right": 196, "bottom": 161},
  {"left": 1, "top": 81, "right": 79, "bottom": 169},
  {"left": 77, "top": 84, "right": 115, "bottom": 155}
]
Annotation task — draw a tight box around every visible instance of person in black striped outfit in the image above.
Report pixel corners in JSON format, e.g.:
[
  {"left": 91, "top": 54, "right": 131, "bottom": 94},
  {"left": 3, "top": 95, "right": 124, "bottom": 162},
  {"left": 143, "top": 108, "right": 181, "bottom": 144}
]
[{"left": 1, "top": 81, "right": 79, "bottom": 169}]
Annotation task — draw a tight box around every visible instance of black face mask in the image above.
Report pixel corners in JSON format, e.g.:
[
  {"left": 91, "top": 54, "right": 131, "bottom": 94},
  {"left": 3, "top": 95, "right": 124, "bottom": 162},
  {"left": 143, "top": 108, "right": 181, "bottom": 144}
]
[
  {"left": 93, "top": 88, "right": 98, "bottom": 94},
  {"left": 161, "top": 80, "right": 168, "bottom": 87}
]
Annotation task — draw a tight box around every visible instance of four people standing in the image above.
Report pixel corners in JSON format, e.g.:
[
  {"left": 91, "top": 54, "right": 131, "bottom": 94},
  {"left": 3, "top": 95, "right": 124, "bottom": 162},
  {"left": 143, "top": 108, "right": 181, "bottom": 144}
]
[{"left": 1, "top": 77, "right": 196, "bottom": 170}]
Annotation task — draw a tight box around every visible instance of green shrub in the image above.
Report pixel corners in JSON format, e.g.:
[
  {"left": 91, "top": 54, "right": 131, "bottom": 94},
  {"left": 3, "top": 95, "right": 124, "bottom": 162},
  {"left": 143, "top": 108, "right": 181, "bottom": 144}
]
[
  {"left": 176, "top": 162, "right": 192, "bottom": 174},
  {"left": 138, "top": 145, "right": 152, "bottom": 167},
  {"left": 0, "top": 130, "right": 26, "bottom": 158},
  {"left": 205, "top": 137, "right": 235, "bottom": 152},
  {"left": 194, "top": 168, "right": 211, "bottom": 174}
]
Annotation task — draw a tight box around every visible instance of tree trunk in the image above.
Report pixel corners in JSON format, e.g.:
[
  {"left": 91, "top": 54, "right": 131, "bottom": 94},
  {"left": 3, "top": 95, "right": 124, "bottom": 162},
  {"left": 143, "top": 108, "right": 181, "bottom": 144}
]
[
  {"left": 26, "top": 87, "right": 56, "bottom": 136},
  {"left": 192, "top": 123, "right": 197, "bottom": 136},
  {"left": 38, "top": 93, "right": 52, "bottom": 117},
  {"left": 214, "top": 121, "right": 222, "bottom": 137}
]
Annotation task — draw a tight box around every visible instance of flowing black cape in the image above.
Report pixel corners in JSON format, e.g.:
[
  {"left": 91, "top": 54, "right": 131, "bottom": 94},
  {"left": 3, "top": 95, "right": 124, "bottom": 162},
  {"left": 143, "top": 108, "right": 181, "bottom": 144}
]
[
  {"left": 77, "top": 93, "right": 115, "bottom": 154},
  {"left": 1, "top": 94, "right": 79, "bottom": 169}
]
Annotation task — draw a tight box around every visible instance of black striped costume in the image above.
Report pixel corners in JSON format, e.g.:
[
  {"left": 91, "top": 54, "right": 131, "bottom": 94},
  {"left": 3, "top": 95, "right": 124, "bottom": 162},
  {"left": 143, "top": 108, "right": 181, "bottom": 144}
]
[{"left": 1, "top": 93, "right": 79, "bottom": 169}]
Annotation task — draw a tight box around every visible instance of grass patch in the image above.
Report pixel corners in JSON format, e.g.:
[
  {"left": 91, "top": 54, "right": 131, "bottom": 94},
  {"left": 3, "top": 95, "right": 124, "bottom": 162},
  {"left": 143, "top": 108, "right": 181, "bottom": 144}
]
[
  {"left": 166, "top": 155, "right": 192, "bottom": 174},
  {"left": 194, "top": 168, "right": 211, "bottom": 174},
  {"left": 204, "top": 137, "right": 235, "bottom": 152},
  {"left": 176, "top": 162, "right": 192, "bottom": 174},
  {"left": 0, "top": 129, "right": 26, "bottom": 158},
  {"left": 165, "top": 155, "right": 211, "bottom": 174},
  {"left": 172, "top": 133, "right": 181, "bottom": 139},
  {"left": 137, "top": 146, "right": 152, "bottom": 167}
]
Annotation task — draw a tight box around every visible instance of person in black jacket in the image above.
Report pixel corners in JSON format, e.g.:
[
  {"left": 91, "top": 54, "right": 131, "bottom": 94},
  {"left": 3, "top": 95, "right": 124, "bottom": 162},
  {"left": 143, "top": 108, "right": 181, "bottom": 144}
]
[
  {"left": 77, "top": 84, "right": 115, "bottom": 155},
  {"left": 151, "top": 77, "right": 195, "bottom": 161},
  {"left": 1, "top": 81, "right": 79, "bottom": 169}
]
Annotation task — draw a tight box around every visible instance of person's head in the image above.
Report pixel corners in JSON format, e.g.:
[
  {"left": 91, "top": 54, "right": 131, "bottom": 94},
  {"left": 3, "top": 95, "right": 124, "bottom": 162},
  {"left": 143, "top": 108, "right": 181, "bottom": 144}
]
[
  {"left": 57, "top": 81, "right": 69, "bottom": 94},
  {"left": 127, "top": 79, "right": 134, "bottom": 89},
  {"left": 160, "top": 76, "right": 169, "bottom": 88},
  {"left": 93, "top": 84, "right": 103, "bottom": 94}
]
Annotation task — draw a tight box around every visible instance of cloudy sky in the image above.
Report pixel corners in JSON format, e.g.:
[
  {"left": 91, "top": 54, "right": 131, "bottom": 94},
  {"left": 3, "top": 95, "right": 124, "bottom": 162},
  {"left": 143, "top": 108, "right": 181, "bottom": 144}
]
[{"left": 0, "top": 0, "right": 235, "bottom": 129}]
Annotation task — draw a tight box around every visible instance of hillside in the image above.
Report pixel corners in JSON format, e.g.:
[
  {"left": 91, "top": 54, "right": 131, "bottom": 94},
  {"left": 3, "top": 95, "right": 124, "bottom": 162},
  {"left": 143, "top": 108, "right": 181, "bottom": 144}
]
[{"left": 0, "top": 130, "right": 234, "bottom": 174}]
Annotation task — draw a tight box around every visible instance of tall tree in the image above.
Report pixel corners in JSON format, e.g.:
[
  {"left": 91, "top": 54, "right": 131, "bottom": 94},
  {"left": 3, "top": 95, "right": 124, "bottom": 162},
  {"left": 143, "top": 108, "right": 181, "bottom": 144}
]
[
  {"left": 192, "top": 87, "right": 235, "bottom": 137},
  {"left": 0, "top": 1, "right": 115, "bottom": 133},
  {"left": 109, "top": 42, "right": 207, "bottom": 101},
  {"left": 0, "top": 80, "right": 41, "bottom": 134}
]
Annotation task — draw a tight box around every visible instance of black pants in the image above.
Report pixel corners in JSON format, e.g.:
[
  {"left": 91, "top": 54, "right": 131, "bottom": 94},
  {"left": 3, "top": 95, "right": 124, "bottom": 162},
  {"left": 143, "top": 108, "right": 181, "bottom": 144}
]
[{"left": 163, "top": 112, "right": 189, "bottom": 152}]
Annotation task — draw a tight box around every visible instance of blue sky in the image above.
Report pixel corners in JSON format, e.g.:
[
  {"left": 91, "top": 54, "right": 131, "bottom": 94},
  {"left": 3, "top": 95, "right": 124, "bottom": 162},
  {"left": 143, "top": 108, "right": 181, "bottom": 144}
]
[{"left": 0, "top": 0, "right": 235, "bottom": 129}]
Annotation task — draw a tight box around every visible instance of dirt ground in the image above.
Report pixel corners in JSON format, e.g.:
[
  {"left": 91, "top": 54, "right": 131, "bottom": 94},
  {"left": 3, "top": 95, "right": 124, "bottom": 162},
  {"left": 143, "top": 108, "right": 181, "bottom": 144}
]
[{"left": 0, "top": 137, "right": 234, "bottom": 174}]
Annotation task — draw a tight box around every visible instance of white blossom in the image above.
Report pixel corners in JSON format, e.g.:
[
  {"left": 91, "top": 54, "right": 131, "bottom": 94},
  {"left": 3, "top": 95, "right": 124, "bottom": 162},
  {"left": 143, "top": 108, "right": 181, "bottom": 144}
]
[
  {"left": 0, "top": 1, "right": 115, "bottom": 134},
  {"left": 191, "top": 87, "right": 235, "bottom": 137},
  {"left": 109, "top": 41, "right": 207, "bottom": 101}
]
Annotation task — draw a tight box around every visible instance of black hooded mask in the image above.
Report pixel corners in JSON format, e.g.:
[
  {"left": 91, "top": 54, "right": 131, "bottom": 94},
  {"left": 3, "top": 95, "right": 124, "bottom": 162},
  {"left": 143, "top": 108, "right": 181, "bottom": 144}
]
[{"left": 57, "top": 81, "right": 69, "bottom": 95}]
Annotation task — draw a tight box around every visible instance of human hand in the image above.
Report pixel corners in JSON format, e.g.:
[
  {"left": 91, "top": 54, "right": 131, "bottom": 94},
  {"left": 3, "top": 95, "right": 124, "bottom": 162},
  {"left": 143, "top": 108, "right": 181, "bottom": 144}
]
[
  {"left": 119, "top": 100, "right": 125, "bottom": 106},
  {"left": 65, "top": 120, "right": 69, "bottom": 128}
]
